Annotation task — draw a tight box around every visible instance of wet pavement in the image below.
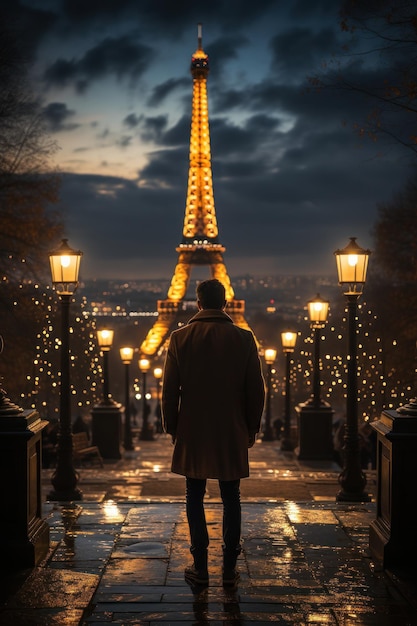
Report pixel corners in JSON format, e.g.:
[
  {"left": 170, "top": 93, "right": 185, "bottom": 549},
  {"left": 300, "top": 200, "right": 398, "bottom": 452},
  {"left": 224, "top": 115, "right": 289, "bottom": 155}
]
[{"left": 1, "top": 434, "right": 417, "bottom": 625}]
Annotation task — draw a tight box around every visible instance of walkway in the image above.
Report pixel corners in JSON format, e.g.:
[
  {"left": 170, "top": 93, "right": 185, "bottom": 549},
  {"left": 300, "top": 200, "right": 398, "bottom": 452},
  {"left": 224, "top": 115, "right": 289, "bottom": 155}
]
[{"left": 0, "top": 435, "right": 416, "bottom": 625}]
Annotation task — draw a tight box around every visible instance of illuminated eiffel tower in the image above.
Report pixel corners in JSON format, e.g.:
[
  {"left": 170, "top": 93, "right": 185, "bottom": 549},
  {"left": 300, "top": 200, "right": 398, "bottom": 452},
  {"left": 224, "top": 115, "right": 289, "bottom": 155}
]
[{"left": 140, "top": 24, "right": 252, "bottom": 358}]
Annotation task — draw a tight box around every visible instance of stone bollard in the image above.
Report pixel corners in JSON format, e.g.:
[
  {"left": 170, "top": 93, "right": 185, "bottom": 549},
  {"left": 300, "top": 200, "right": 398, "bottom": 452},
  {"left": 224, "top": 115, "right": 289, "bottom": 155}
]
[
  {"left": 91, "top": 399, "right": 123, "bottom": 460},
  {"left": 0, "top": 388, "right": 50, "bottom": 568},
  {"left": 295, "top": 402, "right": 335, "bottom": 461},
  {"left": 369, "top": 400, "right": 417, "bottom": 568}
]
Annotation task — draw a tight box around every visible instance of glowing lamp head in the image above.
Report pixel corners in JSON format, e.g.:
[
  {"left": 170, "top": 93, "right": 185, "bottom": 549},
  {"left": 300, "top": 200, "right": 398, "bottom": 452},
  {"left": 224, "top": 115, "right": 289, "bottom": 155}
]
[
  {"left": 139, "top": 357, "right": 151, "bottom": 373},
  {"left": 97, "top": 329, "right": 114, "bottom": 351},
  {"left": 120, "top": 346, "right": 134, "bottom": 364},
  {"left": 154, "top": 367, "right": 163, "bottom": 380},
  {"left": 334, "top": 237, "right": 371, "bottom": 295},
  {"left": 264, "top": 348, "right": 277, "bottom": 365},
  {"left": 281, "top": 331, "right": 297, "bottom": 352},
  {"left": 307, "top": 294, "right": 330, "bottom": 327},
  {"left": 49, "top": 238, "right": 82, "bottom": 295}
]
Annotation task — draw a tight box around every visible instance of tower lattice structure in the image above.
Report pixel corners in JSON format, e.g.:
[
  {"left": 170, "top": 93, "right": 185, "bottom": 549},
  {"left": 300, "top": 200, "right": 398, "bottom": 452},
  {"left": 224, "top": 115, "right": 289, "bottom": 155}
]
[{"left": 140, "top": 25, "right": 252, "bottom": 358}]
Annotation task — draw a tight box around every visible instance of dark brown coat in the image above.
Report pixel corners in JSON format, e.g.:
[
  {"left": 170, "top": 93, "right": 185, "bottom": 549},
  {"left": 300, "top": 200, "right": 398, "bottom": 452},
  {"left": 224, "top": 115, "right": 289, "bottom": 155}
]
[{"left": 161, "top": 308, "right": 265, "bottom": 481}]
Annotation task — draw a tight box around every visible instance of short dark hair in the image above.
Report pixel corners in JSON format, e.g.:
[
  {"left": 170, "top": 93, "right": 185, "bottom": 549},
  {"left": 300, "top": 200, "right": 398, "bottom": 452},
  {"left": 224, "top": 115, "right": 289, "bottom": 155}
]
[{"left": 196, "top": 279, "right": 226, "bottom": 309}]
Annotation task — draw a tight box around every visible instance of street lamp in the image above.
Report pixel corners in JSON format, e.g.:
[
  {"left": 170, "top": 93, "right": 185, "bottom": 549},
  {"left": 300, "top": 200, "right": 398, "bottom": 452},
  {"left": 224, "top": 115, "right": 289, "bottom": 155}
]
[
  {"left": 91, "top": 328, "right": 122, "bottom": 460},
  {"left": 296, "top": 294, "right": 334, "bottom": 461},
  {"left": 48, "top": 238, "right": 83, "bottom": 501},
  {"left": 154, "top": 367, "right": 163, "bottom": 434},
  {"left": 280, "top": 331, "right": 297, "bottom": 451},
  {"left": 139, "top": 357, "right": 154, "bottom": 441},
  {"left": 97, "top": 329, "right": 115, "bottom": 405},
  {"left": 306, "top": 294, "right": 330, "bottom": 409},
  {"left": 334, "top": 236, "right": 371, "bottom": 502},
  {"left": 120, "top": 347, "right": 134, "bottom": 451},
  {"left": 263, "top": 348, "right": 277, "bottom": 441}
]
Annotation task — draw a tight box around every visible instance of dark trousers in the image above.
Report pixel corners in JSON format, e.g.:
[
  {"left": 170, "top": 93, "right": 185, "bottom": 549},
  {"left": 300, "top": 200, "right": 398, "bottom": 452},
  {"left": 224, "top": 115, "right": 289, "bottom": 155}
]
[{"left": 186, "top": 477, "right": 241, "bottom": 555}]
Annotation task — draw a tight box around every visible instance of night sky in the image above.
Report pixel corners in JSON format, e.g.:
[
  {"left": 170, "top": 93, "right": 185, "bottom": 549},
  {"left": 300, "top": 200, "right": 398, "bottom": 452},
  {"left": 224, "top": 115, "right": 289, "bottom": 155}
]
[{"left": 4, "top": 1, "right": 412, "bottom": 280}]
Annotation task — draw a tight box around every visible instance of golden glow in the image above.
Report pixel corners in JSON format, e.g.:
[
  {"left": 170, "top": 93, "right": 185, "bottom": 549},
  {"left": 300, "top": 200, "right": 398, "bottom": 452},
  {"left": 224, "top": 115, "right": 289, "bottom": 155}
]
[
  {"left": 49, "top": 238, "right": 82, "bottom": 295},
  {"left": 265, "top": 348, "right": 277, "bottom": 365},
  {"left": 183, "top": 74, "right": 218, "bottom": 240},
  {"left": 211, "top": 263, "right": 235, "bottom": 300},
  {"left": 97, "top": 329, "right": 114, "bottom": 350},
  {"left": 334, "top": 237, "right": 371, "bottom": 293},
  {"left": 192, "top": 49, "right": 206, "bottom": 59},
  {"left": 307, "top": 294, "right": 329, "bottom": 326},
  {"left": 154, "top": 367, "right": 163, "bottom": 379},
  {"left": 167, "top": 261, "right": 191, "bottom": 301},
  {"left": 140, "top": 317, "right": 173, "bottom": 355},
  {"left": 120, "top": 346, "right": 134, "bottom": 363},
  {"left": 139, "top": 357, "right": 150, "bottom": 373},
  {"left": 103, "top": 500, "right": 122, "bottom": 521},
  {"left": 281, "top": 331, "right": 297, "bottom": 352},
  {"left": 138, "top": 34, "right": 253, "bottom": 358}
]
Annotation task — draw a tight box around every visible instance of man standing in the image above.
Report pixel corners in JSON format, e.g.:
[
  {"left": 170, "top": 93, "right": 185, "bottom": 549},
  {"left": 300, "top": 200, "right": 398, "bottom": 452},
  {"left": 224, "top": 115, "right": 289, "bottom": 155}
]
[{"left": 162, "top": 279, "right": 265, "bottom": 586}]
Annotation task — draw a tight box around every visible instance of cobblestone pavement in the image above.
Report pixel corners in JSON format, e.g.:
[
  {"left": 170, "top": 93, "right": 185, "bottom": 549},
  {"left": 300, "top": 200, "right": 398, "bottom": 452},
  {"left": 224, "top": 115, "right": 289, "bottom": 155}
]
[{"left": 1, "top": 435, "right": 417, "bottom": 625}]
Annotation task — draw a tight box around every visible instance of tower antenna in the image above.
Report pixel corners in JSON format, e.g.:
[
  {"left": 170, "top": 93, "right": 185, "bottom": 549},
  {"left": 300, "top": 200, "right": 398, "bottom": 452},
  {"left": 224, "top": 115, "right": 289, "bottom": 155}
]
[{"left": 198, "top": 23, "right": 202, "bottom": 50}]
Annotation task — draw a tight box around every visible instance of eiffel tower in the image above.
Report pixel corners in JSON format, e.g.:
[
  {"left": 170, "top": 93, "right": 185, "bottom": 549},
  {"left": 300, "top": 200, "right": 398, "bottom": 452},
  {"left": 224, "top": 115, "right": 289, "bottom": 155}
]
[{"left": 140, "top": 24, "right": 252, "bottom": 358}]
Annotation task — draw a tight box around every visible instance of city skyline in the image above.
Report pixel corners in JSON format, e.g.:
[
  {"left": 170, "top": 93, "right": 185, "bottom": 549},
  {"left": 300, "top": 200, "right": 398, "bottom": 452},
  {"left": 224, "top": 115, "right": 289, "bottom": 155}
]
[{"left": 5, "top": 1, "right": 412, "bottom": 281}]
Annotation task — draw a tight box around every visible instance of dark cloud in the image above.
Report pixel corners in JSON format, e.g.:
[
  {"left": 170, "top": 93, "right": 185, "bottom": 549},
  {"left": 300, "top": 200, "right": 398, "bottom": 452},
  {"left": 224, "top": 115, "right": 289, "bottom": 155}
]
[
  {"left": 213, "top": 158, "right": 269, "bottom": 180},
  {"left": 212, "top": 88, "right": 248, "bottom": 114},
  {"left": 3, "top": 0, "right": 413, "bottom": 280},
  {"left": 290, "top": 0, "right": 343, "bottom": 20},
  {"left": 123, "top": 113, "right": 142, "bottom": 128},
  {"left": 43, "top": 35, "right": 154, "bottom": 91},
  {"left": 1, "top": 2, "right": 58, "bottom": 58},
  {"left": 116, "top": 135, "right": 133, "bottom": 148},
  {"left": 138, "top": 147, "right": 188, "bottom": 188},
  {"left": 42, "top": 102, "right": 79, "bottom": 132},
  {"left": 245, "top": 114, "right": 281, "bottom": 134},
  {"left": 57, "top": 138, "right": 409, "bottom": 281},
  {"left": 58, "top": 172, "right": 185, "bottom": 275},
  {"left": 147, "top": 78, "right": 189, "bottom": 107},
  {"left": 11, "top": 0, "right": 278, "bottom": 46},
  {"left": 210, "top": 115, "right": 281, "bottom": 159},
  {"left": 203, "top": 34, "right": 250, "bottom": 80},
  {"left": 140, "top": 115, "right": 169, "bottom": 144},
  {"left": 160, "top": 115, "right": 189, "bottom": 147},
  {"left": 269, "top": 27, "right": 339, "bottom": 79}
]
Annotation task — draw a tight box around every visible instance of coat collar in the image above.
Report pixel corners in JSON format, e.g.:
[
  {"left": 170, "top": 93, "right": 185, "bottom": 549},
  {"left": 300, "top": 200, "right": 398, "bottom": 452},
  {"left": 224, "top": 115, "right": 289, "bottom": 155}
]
[{"left": 188, "top": 308, "right": 234, "bottom": 324}]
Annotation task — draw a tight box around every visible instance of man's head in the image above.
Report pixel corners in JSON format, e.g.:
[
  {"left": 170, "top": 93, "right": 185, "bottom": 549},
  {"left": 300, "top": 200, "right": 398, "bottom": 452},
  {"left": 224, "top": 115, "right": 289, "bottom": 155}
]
[{"left": 196, "top": 279, "right": 226, "bottom": 310}]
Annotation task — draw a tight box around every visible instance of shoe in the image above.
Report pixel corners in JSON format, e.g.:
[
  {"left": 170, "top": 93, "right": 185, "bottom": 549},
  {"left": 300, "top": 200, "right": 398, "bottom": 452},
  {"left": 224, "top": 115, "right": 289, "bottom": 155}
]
[
  {"left": 222, "top": 568, "right": 240, "bottom": 586},
  {"left": 184, "top": 564, "right": 209, "bottom": 586}
]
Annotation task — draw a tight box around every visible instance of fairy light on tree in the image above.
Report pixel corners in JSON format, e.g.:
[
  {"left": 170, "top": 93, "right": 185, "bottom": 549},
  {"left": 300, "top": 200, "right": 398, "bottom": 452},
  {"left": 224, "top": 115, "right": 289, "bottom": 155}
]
[{"left": 21, "top": 288, "right": 102, "bottom": 417}]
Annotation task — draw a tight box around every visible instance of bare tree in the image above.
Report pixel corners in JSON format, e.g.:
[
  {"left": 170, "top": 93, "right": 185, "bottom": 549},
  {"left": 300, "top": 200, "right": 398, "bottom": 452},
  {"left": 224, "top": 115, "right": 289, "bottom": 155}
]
[
  {"left": 0, "top": 26, "right": 62, "bottom": 282},
  {"left": 310, "top": 1, "right": 417, "bottom": 155},
  {"left": 365, "top": 166, "right": 417, "bottom": 402},
  {"left": 0, "top": 26, "right": 63, "bottom": 401}
]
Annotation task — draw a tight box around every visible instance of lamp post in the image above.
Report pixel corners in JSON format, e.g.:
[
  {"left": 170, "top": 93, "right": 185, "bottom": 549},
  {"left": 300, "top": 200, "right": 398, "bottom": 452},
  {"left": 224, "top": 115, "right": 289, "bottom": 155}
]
[
  {"left": 334, "top": 236, "right": 371, "bottom": 502},
  {"left": 296, "top": 294, "right": 334, "bottom": 460},
  {"left": 120, "top": 347, "right": 134, "bottom": 451},
  {"left": 307, "top": 294, "right": 330, "bottom": 409},
  {"left": 280, "top": 331, "right": 297, "bottom": 451},
  {"left": 91, "top": 329, "right": 123, "bottom": 460},
  {"left": 139, "top": 357, "right": 154, "bottom": 440},
  {"left": 48, "top": 238, "right": 83, "bottom": 501},
  {"left": 97, "top": 329, "right": 114, "bottom": 404},
  {"left": 154, "top": 367, "right": 163, "bottom": 434},
  {"left": 263, "top": 348, "right": 277, "bottom": 441}
]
